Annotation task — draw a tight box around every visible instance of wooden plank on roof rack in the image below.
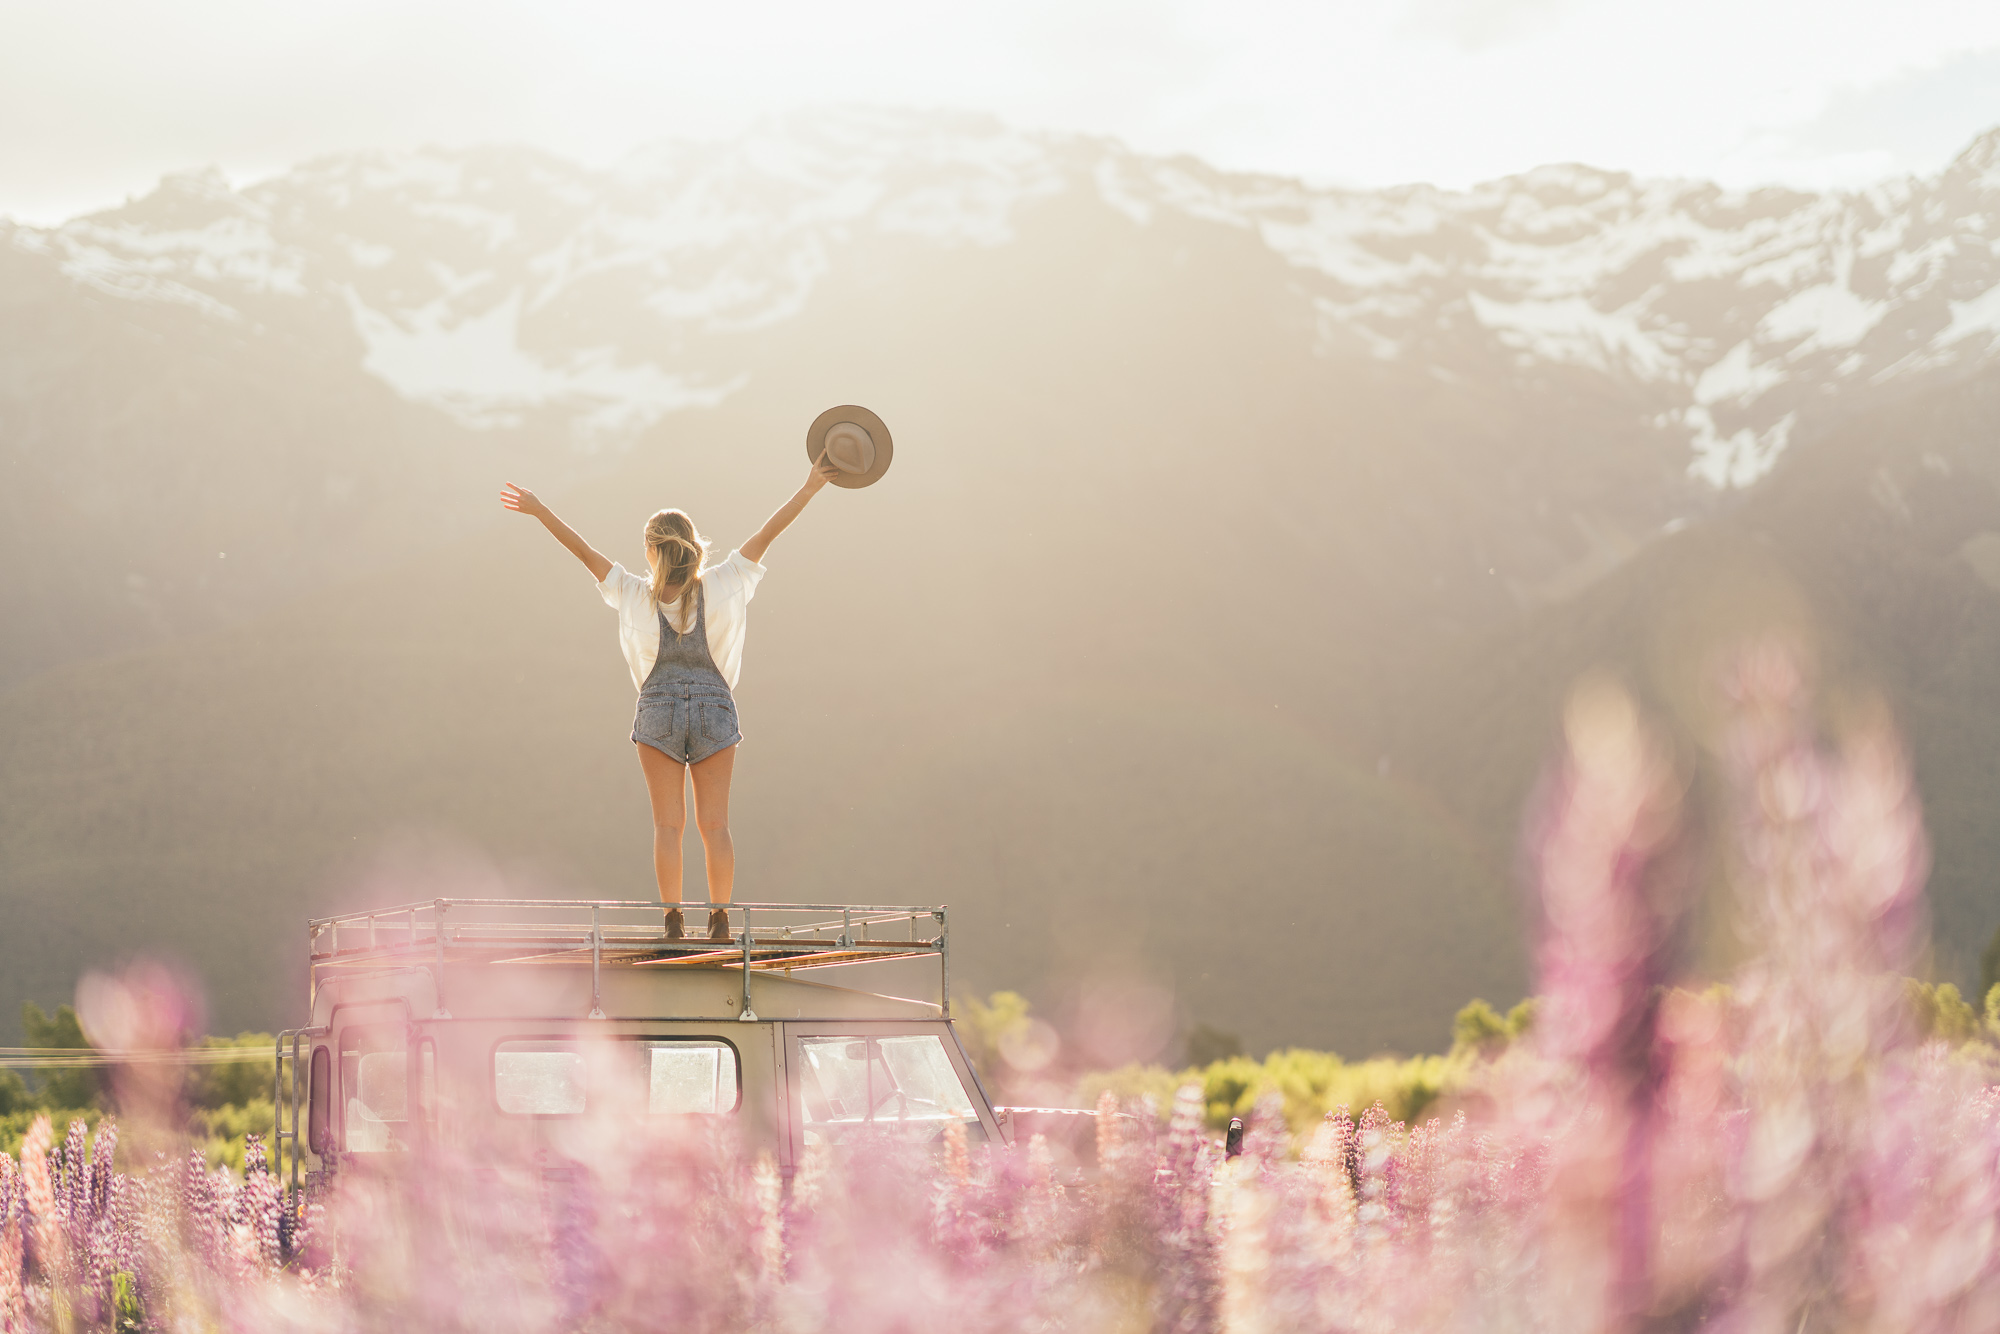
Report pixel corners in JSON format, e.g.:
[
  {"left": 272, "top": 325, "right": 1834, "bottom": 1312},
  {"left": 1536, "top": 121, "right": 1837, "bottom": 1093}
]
[
  {"left": 755, "top": 948, "right": 936, "bottom": 971},
  {"left": 631, "top": 948, "right": 744, "bottom": 967}
]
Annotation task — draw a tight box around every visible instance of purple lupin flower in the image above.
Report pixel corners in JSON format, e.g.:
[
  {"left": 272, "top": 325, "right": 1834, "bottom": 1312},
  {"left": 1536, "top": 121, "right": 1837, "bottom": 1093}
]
[
  {"left": 75, "top": 1118, "right": 120, "bottom": 1321},
  {"left": 181, "top": 1147, "right": 218, "bottom": 1272},
  {"left": 87, "top": 1119, "right": 115, "bottom": 1225},
  {"left": 105, "top": 1173, "right": 140, "bottom": 1292},
  {"left": 58, "top": 1120, "right": 89, "bottom": 1253},
  {"left": 239, "top": 1136, "right": 284, "bottom": 1273}
]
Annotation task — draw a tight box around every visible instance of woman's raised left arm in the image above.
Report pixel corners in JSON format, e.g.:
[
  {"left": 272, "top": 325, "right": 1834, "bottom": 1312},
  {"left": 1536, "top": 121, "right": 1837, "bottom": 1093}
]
[{"left": 740, "top": 453, "right": 841, "bottom": 565}]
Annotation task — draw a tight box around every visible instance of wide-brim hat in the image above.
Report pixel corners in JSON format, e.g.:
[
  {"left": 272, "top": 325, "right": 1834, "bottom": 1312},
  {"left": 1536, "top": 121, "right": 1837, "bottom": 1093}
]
[{"left": 807, "top": 405, "right": 893, "bottom": 489}]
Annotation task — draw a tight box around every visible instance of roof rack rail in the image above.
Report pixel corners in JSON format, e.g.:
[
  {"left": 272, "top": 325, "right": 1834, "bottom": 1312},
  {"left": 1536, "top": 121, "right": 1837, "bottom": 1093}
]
[{"left": 307, "top": 898, "right": 953, "bottom": 1019}]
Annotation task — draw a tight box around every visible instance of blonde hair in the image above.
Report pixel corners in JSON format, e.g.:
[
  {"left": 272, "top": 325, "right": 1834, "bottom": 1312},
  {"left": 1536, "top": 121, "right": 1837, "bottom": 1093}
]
[{"left": 642, "top": 508, "right": 709, "bottom": 612}]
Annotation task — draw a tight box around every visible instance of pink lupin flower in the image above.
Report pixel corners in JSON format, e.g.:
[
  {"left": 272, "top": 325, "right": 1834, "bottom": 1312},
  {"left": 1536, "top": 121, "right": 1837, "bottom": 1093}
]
[
  {"left": 1094, "top": 1088, "right": 1125, "bottom": 1169},
  {"left": 18, "top": 1118, "right": 62, "bottom": 1289},
  {"left": 1714, "top": 643, "right": 1936, "bottom": 1333},
  {"left": 1517, "top": 675, "right": 1688, "bottom": 1332},
  {"left": 1155, "top": 1085, "right": 1220, "bottom": 1333},
  {"left": 0, "top": 1154, "right": 24, "bottom": 1334}
]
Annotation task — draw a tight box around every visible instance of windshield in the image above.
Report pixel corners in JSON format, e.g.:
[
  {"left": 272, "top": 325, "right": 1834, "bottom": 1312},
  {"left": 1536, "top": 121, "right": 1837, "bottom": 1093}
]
[{"left": 796, "top": 1033, "right": 978, "bottom": 1145}]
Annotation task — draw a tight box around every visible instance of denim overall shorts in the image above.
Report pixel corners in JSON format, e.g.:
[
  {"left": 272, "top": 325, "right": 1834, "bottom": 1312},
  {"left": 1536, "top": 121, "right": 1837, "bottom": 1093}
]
[{"left": 631, "top": 583, "right": 742, "bottom": 764}]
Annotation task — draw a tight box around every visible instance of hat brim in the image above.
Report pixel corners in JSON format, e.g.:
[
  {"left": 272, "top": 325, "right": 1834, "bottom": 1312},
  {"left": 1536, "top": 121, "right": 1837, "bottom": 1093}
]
[{"left": 807, "top": 405, "right": 893, "bottom": 489}]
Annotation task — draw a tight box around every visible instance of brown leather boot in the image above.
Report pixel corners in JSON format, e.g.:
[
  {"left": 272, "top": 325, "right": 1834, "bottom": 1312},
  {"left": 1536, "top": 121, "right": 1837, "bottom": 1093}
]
[
  {"left": 707, "top": 907, "right": 732, "bottom": 942},
  {"left": 664, "top": 908, "right": 684, "bottom": 940}
]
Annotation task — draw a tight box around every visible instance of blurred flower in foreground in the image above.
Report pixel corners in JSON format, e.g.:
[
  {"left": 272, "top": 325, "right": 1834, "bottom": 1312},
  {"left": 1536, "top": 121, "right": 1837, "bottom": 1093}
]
[
  {"left": 1516, "top": 675, "right": 1687, "bottom": 1332},
  {"left": 75, "top": 960, "right": 206, "bottom": 1126}
]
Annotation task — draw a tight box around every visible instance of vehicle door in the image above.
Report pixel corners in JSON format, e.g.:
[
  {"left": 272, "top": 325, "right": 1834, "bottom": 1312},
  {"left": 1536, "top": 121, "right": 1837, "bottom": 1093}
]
[
  {"left": 318, "top": 1000, "right": 435, "bottom": 1156},
  {"left": 780, "top": 1021, "right": 1001, "bottom": 1162}
]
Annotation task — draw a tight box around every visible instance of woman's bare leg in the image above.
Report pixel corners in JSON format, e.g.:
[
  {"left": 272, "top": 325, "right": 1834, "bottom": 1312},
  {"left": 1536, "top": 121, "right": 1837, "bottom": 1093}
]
[
  {"left": 636, "top": 743, "right": 688, "bottom": 902},
  {"left": 689, "top": 744, "right": 737, "bottom": 904}
]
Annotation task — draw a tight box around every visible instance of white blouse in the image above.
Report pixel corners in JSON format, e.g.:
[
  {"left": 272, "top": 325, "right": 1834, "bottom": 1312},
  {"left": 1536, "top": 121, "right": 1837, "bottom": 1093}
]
[{"left": 596, "top": 549, "right": 767, "bottom": 691}]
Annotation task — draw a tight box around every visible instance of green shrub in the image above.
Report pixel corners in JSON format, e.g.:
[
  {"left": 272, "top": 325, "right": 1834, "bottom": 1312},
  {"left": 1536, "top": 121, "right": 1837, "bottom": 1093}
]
[
  {"left": 0, "top": 1068, "right": 29, "bottom": 1116},
  {"left": 1451, "top": 997, "right": 1537, "bottom": 1057},
  {"left": 1, "top": 1108, "right": 105, "bottom": 1160},
  {"left": 1908, "top": 979, "right": 1983, "bottom": 1045},
  {"left": 183, "top": 1033, "right": 278, "bottom": 1110},
  {"left": 1080, "top": 1047, "right": 1471, "bottom": 1137},
  {"left": 20, "top": 1002, "right": 102, "bottom": 1109},
  {"left": 190, "top": 1099, "right": 277, "bottom": 1173},
  {"left": 956, "top": 992, "right": 1031, "bottom": 1087}
]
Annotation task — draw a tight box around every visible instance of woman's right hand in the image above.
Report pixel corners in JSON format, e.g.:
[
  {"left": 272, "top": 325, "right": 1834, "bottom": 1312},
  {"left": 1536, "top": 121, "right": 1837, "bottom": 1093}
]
[{"left": 501, "top": 482, "right": 546, "bottom": 518}]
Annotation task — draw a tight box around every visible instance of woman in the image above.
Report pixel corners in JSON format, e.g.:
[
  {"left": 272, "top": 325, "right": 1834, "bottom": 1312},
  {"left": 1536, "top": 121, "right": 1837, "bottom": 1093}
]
[{"left": 501, "top": 456, "right": 840, "bottom": 941}]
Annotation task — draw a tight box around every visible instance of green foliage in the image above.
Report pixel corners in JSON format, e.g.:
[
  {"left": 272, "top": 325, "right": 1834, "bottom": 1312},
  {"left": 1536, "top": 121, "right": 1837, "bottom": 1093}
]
[
  {"left": 1450, "top": 997, "right": 1537, "bottom": 1057},
  {"left": 183, "top": 1033, "right": 278, "bottom": 1110},
  {"left": 1, "top": 1098, "right": 276, "bottom": 1173},
  {"left": 190, "top": 1098, "right": 276, "bottom": 1173},
  {"left": 1907, "top": 979, "right": 1983, "bottom": 1046},
  {"left": 1, "top": 1108, "right": 104, "bottom": 1160},
  {"left": 112, "top": 1271, "right": 142, "bottom": 1332},
  {"left": 957, "top": 991, "right": 1031, "bottom": 1087},
  {"left": 21, "top": 1001, "right": 103, "bottom": 1109},
  {"left": 1081, "top": 1047, "right": 1470, "bottom": 1137},
  {"left": 0, "top": 1067, "right": 28, "bottom": 1116}
]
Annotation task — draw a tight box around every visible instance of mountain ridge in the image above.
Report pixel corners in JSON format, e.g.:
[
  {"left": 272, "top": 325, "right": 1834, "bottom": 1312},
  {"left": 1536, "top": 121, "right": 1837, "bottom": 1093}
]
[{"left": 12, "top": 111, "right": 1999, "bottom": 475}]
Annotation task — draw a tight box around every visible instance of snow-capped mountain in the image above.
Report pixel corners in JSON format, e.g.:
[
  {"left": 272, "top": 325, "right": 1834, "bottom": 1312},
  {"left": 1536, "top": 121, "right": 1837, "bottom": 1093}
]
[
  {"left": 13, "top": 109, "right": 2000, "bottom": 486},
  {"left": 8, "top": 112, "right": 2000, "bottom": 1055}
]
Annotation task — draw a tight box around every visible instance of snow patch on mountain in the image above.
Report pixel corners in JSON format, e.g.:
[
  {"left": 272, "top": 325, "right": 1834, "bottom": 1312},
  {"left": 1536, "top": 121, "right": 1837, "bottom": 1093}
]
[
  {"left": 8, "top": 111, "right": 1998, "bottom": 483},
  {"left": 1943, "top": 282, "right": 2000, "bottom": 346},
  {"left": 1760, "top": 282, "right": 1884, "bottom": 352},
  {"left": 1468, "top": 293, "right": 1682, "bottom": 378},
  {"left": 1695, "top": 341, "right": 1788, "bottom": 406},
  {"left": 343, "top": 287, "right": 743, "bottom": 433},
  {"left": 1682, "top": 408, "right": 1798, "bottom": 489}
]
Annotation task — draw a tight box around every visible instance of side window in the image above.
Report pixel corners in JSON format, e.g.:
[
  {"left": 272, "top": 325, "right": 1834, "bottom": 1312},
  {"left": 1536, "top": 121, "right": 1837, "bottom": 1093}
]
[
  {"left": 307, "top": 1046, "right": 331, "bottom": 1154},
  {"left": 643, "top": 1041, "right": 739, "bottom": 1114},
  {"left": 493, "top": 1038, "right": 739, "bottom": 1116},
  {"left": 340, "top": 1023, "right": 412, "bottom": 1152},
  {"left": 797, "top": 1034, "right": 977, "bottom": 1144},
  {"left": 494, "top": 1040, "right": 586, "bottom": 1115}
]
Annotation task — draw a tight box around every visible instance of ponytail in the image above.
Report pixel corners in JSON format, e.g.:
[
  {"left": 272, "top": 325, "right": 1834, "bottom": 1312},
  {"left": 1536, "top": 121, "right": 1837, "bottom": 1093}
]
[{"left": 642, "top": 509, "right": 709, "bottom": 612}]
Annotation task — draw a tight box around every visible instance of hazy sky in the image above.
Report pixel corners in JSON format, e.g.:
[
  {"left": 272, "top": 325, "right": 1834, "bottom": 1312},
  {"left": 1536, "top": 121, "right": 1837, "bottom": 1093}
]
[{"left": 4, "top": 0, "right": 1998, "bottom": 224}]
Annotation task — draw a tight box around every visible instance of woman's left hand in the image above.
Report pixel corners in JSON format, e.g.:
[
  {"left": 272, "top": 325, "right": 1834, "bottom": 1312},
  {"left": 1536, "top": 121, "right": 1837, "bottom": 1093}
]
[{"left": 804, "top": 450, "right": 840, "bottom": 494}]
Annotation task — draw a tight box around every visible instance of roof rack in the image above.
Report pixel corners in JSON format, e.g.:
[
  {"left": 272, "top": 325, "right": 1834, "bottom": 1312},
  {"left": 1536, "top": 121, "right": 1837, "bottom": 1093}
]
[{"left": 307, "top": 898, "right": 952, "bottom": 1020}]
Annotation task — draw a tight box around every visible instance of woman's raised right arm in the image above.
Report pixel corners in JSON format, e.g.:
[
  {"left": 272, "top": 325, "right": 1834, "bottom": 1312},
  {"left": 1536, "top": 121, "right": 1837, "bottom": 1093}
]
[{"left": 501, "top": 483, "right": 613, "bottom": 583}]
